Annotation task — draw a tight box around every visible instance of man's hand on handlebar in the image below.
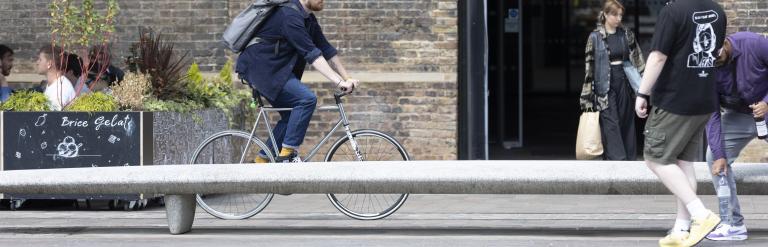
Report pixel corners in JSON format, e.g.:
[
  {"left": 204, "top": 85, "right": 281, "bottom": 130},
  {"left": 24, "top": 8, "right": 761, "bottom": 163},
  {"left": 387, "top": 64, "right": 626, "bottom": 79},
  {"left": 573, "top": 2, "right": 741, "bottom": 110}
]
[
  {"left": 338, "top": 79, "right": 357, "bottom": 94},
  {"left": 346, "top": 78, "right": 360, "bottom": 89}
]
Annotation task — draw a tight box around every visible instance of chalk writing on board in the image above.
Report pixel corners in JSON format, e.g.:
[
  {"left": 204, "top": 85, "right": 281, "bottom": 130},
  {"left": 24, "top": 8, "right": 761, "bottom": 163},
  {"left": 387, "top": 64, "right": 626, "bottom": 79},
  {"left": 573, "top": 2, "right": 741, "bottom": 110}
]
[
  {"left": 94, "top": 115, "right": 133, "bottom": 132},
  {"left": 5, "top": 112, "right": 138, "bottom": 168},
  {"left": 108, "top": 135, "right": 120, "bottom": 144},
  {"left": 61, "top": 117, "right": 88, "bottom": 128},
  {"left": 34, "top": 114, "right": 47, "bottom": 127},
  {"left": 56, "top": 136, "right": 82, "bottom": 158}
]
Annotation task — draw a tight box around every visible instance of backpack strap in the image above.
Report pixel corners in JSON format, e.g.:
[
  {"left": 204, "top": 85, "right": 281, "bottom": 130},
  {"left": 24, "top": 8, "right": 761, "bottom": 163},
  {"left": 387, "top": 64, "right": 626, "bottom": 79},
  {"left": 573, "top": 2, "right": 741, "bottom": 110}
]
[
  {"left": 245, "top": 2, "right": 301, "bottom": 54},
  {"left": 279, "top": 2, "right": 300, "bottom": 12}
]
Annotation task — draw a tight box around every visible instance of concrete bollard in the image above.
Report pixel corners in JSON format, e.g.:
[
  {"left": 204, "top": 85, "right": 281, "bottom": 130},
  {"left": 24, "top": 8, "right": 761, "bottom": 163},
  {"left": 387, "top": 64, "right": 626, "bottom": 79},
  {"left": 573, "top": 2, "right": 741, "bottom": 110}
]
[{"left": 165, "top": 194, "right": 196, "bottom": 234}]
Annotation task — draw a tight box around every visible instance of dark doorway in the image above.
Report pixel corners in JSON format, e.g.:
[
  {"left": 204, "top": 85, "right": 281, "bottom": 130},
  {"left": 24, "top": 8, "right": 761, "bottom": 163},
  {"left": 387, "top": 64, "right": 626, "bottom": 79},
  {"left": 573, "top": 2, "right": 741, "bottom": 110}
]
[{"left": 485, "top": 0, "right": 662, "bottom": 160}]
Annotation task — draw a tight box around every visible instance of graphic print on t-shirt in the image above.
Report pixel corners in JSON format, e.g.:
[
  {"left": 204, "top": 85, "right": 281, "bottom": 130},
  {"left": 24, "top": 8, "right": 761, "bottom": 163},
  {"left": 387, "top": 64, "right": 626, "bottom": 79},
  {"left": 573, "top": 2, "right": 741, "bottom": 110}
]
[{"left": 687, "top": 10, "right": 719, "bottom": 72}]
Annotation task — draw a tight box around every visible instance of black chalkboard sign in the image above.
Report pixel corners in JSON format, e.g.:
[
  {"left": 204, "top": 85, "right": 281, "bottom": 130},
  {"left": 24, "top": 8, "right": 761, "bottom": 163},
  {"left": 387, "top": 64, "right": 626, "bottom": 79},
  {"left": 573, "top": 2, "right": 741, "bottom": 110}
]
[{"left": 3, "top": 112, "right": 143, "bottom": 170}]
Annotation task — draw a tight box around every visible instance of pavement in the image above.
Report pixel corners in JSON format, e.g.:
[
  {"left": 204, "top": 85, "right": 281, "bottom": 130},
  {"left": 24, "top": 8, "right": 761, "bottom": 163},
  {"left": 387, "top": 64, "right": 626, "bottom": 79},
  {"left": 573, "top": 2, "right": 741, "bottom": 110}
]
[{"left": 1, "top": 194, "right": 767, "bottom": 246}]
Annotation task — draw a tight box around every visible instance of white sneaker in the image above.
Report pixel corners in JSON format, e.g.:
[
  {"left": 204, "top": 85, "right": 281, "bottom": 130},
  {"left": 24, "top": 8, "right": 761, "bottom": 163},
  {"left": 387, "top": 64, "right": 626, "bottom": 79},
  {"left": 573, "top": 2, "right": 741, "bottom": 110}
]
[{"left": 706, "top": 223, "right": 748, "bottom": 241}]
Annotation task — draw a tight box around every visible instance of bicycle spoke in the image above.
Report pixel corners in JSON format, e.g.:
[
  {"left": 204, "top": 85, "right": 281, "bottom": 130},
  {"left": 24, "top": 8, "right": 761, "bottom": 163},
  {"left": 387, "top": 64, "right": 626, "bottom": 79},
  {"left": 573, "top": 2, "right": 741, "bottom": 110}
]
[
  {"left": 327, "top": 132, "right": 408, "bottom": 220},
  {"left": 192, "top": 132, "right": 273, "bottom": 219}
]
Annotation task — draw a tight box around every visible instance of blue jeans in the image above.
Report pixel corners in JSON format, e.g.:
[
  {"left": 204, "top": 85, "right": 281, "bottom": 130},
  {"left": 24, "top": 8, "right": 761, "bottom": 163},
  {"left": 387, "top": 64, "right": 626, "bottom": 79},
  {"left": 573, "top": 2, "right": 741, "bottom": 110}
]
[
  {"left": 262, "top": 76, "right": 317, "bottom": 155},
  {"left": 705, "top": 109, "right": 756, "bottom": 227}
]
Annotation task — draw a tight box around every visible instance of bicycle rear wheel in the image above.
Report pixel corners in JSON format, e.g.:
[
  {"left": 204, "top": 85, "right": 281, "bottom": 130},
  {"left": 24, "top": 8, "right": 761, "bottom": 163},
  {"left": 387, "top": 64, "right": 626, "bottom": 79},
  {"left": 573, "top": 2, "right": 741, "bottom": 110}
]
[
  {"left": 325, "top": 130, "right": 410, "bottom": 220},
  {"left": 190, "top": 130, "right": 275, "bottom": 220}
]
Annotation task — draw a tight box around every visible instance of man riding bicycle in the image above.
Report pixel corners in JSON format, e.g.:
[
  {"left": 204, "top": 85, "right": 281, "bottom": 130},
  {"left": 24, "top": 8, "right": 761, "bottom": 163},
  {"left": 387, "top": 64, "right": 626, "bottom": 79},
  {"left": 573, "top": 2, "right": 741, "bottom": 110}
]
[{"left": 236, "top": 0, "right": 358, "bottom": 162}]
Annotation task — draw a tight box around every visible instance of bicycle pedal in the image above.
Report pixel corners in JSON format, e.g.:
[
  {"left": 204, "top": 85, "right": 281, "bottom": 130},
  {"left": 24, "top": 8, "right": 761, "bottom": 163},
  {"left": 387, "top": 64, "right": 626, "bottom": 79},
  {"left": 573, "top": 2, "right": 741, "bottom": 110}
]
[{"left": 275, "top": 152, "right": 301, "bottom": 163}]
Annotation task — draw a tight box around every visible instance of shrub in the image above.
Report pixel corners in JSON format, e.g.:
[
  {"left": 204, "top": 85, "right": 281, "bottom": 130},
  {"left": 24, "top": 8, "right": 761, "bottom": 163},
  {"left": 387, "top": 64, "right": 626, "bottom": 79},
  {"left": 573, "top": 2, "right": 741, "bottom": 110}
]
[
  {"left": 127, "top": 28, "right": 189, "bottom": 100},
  {"left": 219, "top": 59, "right": 234, "bottom": 85},
  {"left": 142, "top": 97, "right": 204, "bottom": 113},
  {"left": 0, "top": 90, "right": 50, "bottom": 112},
  {"left": 112, "top": 72, "right": 151, "bottom": 110},
  {"left": 66, "top": 92, "right": 119, "bottom": 112},
  {"left": 186, "top": 62, "right": 227, "bottom": 107},
  {"left": 183, "top": 61, "right": 253, "bottom": 126}
]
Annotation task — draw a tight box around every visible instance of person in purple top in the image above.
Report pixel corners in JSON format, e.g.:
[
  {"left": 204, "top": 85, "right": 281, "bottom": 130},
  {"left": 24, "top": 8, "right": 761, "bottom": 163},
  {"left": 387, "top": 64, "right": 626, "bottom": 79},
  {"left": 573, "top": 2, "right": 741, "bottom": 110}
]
[{"left": 705, "top": 32, "right": 768, "bottom": 241}]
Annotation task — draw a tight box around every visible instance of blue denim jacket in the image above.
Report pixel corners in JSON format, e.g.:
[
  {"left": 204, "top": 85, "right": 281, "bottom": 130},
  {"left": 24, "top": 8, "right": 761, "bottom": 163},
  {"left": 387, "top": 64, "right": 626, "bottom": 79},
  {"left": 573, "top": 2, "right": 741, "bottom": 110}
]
[{"left": 236, "top": 0, "right": 337, "bottom": 101}]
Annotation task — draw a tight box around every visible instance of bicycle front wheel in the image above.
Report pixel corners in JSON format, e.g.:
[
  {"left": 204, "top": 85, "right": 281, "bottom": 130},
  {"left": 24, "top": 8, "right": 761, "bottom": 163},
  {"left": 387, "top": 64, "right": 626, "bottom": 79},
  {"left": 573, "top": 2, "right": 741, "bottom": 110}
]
[
  {"left": 325, "top": 129, "right": 410, "bottom": 220},
  {"left": 190, "top": 130, "right": 275, "bottom": 220}
]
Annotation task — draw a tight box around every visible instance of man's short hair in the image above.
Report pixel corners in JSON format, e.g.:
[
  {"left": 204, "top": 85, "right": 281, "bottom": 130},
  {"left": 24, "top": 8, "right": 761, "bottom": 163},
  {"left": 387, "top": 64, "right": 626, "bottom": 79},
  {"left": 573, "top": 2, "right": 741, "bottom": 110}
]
[
  {"left": 0, "top": 45, "right": 13, "bottom": 59},
  {"left": 38, "top": 45, "right": 66, "bottom": 71}
]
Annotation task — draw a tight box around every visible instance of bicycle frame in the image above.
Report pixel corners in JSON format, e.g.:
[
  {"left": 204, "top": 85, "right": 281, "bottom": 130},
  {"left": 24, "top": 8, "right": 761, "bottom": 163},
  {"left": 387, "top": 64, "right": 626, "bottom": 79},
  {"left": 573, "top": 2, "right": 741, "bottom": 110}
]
[{"left": 241, "top": 93, "right": 364, "bottom": 162}]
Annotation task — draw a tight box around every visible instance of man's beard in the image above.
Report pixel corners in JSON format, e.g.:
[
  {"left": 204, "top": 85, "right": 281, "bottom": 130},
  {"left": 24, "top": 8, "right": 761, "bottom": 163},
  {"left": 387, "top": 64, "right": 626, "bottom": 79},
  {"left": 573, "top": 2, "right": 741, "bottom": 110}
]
[
  {"left": 308, "top": 1, "right": 323, "bottom": 11},
  {"left": 2, "top": 68, "right": 9, "bottom": 76}
]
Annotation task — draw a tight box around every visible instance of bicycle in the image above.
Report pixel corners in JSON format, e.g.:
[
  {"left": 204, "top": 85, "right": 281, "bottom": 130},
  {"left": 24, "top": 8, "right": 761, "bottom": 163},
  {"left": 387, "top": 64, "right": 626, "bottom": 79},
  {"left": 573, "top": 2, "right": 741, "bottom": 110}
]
[{"left": 189, "top": 82, "right": 410, "bottom": 220}]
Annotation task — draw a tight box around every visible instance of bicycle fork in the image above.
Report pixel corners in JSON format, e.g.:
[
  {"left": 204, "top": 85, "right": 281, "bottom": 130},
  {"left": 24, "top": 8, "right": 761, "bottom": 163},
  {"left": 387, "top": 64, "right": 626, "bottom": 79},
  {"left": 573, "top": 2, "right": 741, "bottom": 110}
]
[{"left": 337, "top": 102, "right": 364, "bottom": 162}]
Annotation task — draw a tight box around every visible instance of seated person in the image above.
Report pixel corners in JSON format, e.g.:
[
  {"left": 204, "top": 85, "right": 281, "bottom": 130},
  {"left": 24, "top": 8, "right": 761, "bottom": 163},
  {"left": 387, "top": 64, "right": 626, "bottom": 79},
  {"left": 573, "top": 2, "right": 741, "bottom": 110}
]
[
  {"left": 36, "top": 45, "right": 75, "bottom": 111},
  {"left": 64, "top": 53, "right": 90, "bottom": 95},
  {"left": 87, "top": 45, "right": 124, "bottom": 93},
  {"left": 0, "top": 44, "right": 15, "bottom": 102}
]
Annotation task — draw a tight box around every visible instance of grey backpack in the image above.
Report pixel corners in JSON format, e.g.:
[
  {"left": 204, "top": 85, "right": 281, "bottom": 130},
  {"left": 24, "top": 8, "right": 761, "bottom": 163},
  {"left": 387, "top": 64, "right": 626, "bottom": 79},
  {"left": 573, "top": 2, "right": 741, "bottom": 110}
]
[{"left": 222, "top": 0, "right": 296, "bottom": 53}]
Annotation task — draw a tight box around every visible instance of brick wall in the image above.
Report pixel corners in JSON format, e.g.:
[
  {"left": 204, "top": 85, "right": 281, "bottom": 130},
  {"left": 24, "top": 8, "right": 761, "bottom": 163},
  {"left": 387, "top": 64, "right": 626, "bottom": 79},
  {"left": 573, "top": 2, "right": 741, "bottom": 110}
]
[
  {"left": 718, "top": 0, "right": 768, "bottom": 34},
  {"left": 1, "top": 0, "right": 459, "bottom": 160},
  {"left": 1, "top": 0, "right": 231, "bottom": 72},
  {"left": 1, "top": 0, "right": 457, "bottom": 73}
]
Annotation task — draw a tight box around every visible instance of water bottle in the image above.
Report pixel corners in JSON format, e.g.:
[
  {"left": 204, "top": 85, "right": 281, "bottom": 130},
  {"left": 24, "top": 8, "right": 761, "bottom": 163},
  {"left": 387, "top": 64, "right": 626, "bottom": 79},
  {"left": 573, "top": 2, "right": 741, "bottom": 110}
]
[
  {"left": 756, "top": 116, "right": 767, "bottom": 140},
  {"left": 717, "top": 172, "right": 731, "bottom": 222}
]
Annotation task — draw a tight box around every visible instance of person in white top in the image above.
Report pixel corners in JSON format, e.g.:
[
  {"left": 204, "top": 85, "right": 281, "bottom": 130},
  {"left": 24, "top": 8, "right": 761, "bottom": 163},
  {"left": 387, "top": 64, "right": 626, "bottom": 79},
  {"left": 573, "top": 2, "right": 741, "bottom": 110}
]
[{"left": 36, "top": 45, "right": 75, "bottom": 111}]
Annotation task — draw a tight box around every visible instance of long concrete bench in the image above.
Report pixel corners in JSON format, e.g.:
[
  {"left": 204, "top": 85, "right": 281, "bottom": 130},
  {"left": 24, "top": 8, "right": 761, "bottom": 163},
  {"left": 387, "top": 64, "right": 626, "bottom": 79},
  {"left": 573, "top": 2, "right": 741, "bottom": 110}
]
[{"left": 0, "top": 161, "right": 766, "bottom": 234}]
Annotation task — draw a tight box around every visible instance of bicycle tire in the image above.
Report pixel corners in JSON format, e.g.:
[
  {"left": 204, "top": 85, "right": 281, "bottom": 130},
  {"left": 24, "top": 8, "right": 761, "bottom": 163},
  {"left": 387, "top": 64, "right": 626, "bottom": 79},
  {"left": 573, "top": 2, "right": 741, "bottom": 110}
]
[
  {"left": 190, "top": 130, "right": 275, "bottom": 220},
  {"left": 325, "top": 129, "right": 410, "bottom": 220}
]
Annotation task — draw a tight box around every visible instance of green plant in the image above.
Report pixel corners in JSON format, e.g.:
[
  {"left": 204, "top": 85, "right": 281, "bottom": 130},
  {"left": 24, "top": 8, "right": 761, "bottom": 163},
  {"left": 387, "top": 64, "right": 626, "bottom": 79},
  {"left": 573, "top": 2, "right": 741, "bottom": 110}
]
[
  {"left": 112, "top": 72, "right": 151, "bottom": 110},
  {"left": 186, "top": 62, "right": 228, "bottom": 106},
  {"left": 183, "top": 61, "right": 252, "bottom": 126},
  {"left": 66, "top": 92, "right": 119, "bottom": 112},
  {"left": 130, "top": 29, "right": 189, "bottom": 100},
  {"left": 0, "top": 90, "right": 51, "bottom": 112},
  {"left": 142, "top": 97, "right": 204, "bottom": 113},
  {"left": 186, "top": 62, "right": 205, "bottom": 86},
  {"left": 220, "top": 88, "right": 253, "bottom": 127},
  {"left": 219, "top": 59, "right": 234, "bottom": 85},
  {"left": 49, "top": 0, "right": 119, "bottom": 90}
]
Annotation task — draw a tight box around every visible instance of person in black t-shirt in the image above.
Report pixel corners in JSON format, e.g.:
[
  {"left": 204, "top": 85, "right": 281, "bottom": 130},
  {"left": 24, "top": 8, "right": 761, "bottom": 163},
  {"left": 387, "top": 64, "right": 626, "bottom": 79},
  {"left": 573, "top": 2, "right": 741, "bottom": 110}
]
[{"left": 634, "top": 0, "right": 727, "bottom": 246}]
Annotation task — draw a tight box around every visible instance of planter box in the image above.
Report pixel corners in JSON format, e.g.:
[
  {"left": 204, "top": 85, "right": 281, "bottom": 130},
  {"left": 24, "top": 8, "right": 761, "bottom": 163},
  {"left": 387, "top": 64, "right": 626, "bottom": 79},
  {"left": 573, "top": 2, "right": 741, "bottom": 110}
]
[
  {"left": 0, "top": 108, "right": 229, "bottom": 209},
  {"left": 0, "top": 111, "right": 152, "bottom": 209},
  {"left": 150, "top": 108, "right": 228, "bottom": 165}
]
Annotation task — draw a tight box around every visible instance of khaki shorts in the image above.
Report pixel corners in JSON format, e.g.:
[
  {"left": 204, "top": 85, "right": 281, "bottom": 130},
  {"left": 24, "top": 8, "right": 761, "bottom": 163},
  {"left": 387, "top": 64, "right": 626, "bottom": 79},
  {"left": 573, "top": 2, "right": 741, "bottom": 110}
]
[{"left": 643, "top": 107, "right": 710, "bottom": 165}]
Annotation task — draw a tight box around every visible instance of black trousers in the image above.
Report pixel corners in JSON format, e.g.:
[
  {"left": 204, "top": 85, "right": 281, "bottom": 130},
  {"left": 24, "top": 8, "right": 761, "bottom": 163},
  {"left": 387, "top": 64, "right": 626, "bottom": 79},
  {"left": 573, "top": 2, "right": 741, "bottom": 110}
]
[{"left": 599, "top": 65, "right": 637, "bottom": 161}]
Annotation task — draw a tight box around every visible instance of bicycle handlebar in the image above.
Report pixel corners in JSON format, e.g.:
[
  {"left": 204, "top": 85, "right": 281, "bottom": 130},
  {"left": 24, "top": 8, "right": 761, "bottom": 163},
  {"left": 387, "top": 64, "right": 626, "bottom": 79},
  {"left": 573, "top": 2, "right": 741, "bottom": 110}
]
[
  {"left": 333, "top": 89, "right": 352, "bottom": 105},
  {"left": 334, "top": 90, "right": 349, "bottom": 98},
  {"left": 335, "top": 84, "right": 355, "bottom": 98}
]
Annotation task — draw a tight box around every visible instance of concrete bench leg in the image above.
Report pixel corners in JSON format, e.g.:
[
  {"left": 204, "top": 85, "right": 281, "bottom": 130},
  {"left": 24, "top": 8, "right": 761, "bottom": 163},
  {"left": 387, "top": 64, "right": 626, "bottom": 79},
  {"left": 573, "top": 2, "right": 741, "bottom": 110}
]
[{"left": 165, "top": 194, "right": 196, "bottom": 234}]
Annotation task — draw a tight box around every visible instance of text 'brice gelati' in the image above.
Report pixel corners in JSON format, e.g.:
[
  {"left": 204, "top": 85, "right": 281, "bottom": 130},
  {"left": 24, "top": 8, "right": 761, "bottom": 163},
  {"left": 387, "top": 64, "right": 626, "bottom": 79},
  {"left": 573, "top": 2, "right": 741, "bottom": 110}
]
[{"left": 60, "top": 114, "right": 132, "bottom": 132}]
